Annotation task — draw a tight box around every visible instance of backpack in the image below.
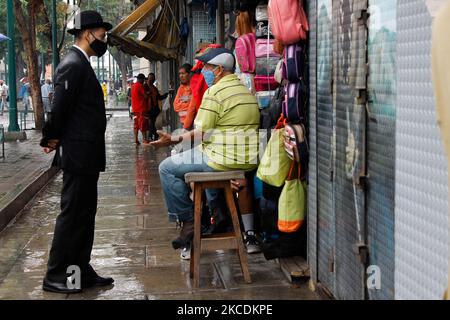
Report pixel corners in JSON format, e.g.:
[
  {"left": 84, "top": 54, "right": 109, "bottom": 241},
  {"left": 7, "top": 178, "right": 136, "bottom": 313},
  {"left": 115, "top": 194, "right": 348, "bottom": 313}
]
[
  {"left": 256, "top": 3, "right": 268, "bottom": 22},
  {"left": 235, "top": 33, "right": 256, "bottom": 73},
  {"left": 180, "top": 17, "right": 190, "bottom": 40},
  {"left": 283, "top": 41, "right": 308, "bottom": 83},
  {"left": 268, "top": 0, "right": 309, "bottom": 45},
  {"left": 284, "top": 123, "right": 309, "bottom": 176},
  {"left": 282, "top": 81, "right": 308, "bottom": 123},
  {"left": 260, "top": 86, "right": 284, "bottom": 132},
  {"left": 256, "top": 56, "right": 279, "bottom": 76},
  {"left": 255, "top": 75, "right": 279, "bottom": 92},
  {"left": 255, "top": 20, "right": 274, "bottom": 39},
  {"left": 255, "top": 39, "right": 280, "bottom": 58},
  {"left": 256, "top": 90, "right": 276, "bottom": 109},
  {"left": 274, "top": 58, "right": 284, "bottom": 84}
]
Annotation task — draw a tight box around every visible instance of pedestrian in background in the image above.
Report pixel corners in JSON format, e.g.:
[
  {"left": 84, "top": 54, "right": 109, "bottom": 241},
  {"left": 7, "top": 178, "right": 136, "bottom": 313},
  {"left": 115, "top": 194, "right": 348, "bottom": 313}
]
[
  {"left": 131, "top": 73, "right": 149, "bottom": 145},
  {"left": 19, "top": 78, "right": 31, "bottom": 113},
  {"left": 145, "top": 73, "right": 170, "bottom": 141},
  {"left": 173, "top": 63, "right": 193, "bottom": 128},
  {"left": 41, "top": 79, "right": 54, "bottom": 120},
  {"left": 0, "top": 80, "right": 8, "bottom": 116}
]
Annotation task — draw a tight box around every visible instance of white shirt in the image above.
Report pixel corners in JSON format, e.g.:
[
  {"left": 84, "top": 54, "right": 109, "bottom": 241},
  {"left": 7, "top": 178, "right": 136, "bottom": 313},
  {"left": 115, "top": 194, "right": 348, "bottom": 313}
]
[
  {"left": 72, "top": 45, "right": 90, "bottom": 62},
  {"left": 0, "top": 84, "right": 8, "bottom": 97}
]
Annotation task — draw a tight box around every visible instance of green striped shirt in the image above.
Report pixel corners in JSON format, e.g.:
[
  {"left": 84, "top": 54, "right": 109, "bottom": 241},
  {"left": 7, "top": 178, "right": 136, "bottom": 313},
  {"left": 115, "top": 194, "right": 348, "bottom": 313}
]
[{"left": 194, "top": 74, "right": 260, "bottom": 171}]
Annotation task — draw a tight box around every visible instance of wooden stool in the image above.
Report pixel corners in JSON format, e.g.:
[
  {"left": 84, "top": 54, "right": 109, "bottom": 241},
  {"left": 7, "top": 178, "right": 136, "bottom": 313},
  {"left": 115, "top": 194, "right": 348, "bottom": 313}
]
[{"left": 185, "top": 171, "right": 252, "bottom": 287}]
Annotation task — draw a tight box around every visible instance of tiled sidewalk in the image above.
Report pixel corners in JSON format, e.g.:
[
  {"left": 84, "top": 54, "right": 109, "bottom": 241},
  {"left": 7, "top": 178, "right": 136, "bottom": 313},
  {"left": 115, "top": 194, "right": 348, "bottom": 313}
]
[{"left": 0, "top": 114, "right": 318, "bottom": 300}]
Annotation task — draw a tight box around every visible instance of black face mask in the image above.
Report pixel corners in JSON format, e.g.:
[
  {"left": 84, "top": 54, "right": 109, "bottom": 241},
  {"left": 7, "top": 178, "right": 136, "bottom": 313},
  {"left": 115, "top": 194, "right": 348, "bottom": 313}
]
[{"left": 89, "top": 33, "right": 108, "bottom": 57}]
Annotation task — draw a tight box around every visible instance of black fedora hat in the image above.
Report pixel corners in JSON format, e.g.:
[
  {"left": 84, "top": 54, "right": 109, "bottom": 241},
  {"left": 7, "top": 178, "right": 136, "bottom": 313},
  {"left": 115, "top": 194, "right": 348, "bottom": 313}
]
[{"left": 67, "top": 10, "right": 113, "bottom": 35}]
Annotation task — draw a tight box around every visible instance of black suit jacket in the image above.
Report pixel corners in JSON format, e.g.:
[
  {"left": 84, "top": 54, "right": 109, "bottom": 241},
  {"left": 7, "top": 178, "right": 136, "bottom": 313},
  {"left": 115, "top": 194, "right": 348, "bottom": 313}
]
[{"left": 41, "top": 47, "right": 107, "bottom": 175}]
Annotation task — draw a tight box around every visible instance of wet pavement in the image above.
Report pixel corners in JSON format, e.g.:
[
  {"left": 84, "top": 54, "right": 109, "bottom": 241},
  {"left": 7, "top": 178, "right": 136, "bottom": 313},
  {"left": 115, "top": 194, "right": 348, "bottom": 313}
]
[
  {"left": 0, "top": 111, "right": 55, "bottom": 231},
  {"left": 0, "top": 112, "right": 319, "bottom": 300}
]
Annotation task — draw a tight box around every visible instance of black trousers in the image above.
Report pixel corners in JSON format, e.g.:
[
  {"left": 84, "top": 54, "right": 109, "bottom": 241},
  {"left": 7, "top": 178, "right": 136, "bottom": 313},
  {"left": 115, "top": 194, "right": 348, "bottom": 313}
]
[
  {"left": 148, "top": 108, "right": 160, "bottom": 140},
  {"left": 45, "top": 171, "right": 100, "bottom": 282}
]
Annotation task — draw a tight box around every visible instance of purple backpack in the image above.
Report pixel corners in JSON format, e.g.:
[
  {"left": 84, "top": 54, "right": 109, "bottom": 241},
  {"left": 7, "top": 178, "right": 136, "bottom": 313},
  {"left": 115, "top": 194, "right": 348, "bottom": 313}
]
[
  {"left": 282, "top": 81, "right": 308, "bottom": 123},
  {"left": 282, "top": 41, "right": 308, "bottom": 83}
]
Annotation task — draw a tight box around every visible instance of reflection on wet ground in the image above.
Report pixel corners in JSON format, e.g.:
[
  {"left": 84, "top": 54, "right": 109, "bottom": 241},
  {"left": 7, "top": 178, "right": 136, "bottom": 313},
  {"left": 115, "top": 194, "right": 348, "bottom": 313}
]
[{"left": 0, "top": 115, "right": 318, "bottom": 300}]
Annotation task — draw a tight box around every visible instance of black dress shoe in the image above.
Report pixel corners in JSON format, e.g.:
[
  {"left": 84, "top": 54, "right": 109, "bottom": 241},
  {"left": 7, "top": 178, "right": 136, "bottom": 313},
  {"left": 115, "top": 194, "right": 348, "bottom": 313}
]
[
  {"left": 42, "top": 278, "right": 82, "bottom": 294},
  {"left": 82, "top": 275, "right": 114, "bottom": 288}
]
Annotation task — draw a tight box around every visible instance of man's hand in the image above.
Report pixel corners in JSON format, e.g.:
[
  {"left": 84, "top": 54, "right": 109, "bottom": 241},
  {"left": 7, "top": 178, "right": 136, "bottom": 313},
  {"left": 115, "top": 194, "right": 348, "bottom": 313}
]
[
  {"left": 149, "top": 130, "right": 178, "bottom": 149},
  {"left": 42, "top": 139, "right": 59, "bottom": 154},
  {"left": 231, "top": 179, "right": 247, "bottom": 192}
]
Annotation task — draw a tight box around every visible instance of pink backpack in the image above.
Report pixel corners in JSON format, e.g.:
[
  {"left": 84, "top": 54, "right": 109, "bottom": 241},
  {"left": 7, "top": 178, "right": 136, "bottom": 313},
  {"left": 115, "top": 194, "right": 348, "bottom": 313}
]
[
  {"left": 255, "top": 39, "right": 280, "bottom": 58},
  {"left": 235, "top": 33, "right": 256, "bottom": 73},
  {"left": 268, "top": 0, "right": 309, "bottom": 45}
]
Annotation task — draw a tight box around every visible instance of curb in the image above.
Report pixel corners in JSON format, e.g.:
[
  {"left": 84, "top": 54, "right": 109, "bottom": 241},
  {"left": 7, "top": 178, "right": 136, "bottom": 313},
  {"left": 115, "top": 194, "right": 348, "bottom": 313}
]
[{"left": 0, "top": 166, "right": 59, "bottom": 233}]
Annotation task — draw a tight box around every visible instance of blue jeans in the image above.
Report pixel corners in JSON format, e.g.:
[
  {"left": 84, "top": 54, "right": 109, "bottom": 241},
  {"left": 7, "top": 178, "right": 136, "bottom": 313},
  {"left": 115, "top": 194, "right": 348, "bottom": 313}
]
[
  {"left": 0, "top": 97, "right": 7, "bottom": 113},
  {"left": 159, "top": 147, "right": 221, "bottom": 223}
]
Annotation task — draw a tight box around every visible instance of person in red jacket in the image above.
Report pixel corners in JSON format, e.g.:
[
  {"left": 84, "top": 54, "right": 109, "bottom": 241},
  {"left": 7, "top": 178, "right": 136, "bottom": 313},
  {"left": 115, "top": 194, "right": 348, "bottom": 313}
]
[
  {"left": 131, "top": 74, "right": 149, "bottom": 144},
  {"left": 182, "top": 44, "right": 222, "bottom": 130}
]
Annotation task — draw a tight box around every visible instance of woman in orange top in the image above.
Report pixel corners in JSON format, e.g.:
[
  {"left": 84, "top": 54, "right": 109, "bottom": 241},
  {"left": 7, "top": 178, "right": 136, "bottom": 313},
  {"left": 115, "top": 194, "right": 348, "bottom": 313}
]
[{"left": 173, "top": 64, "right": 193, "bottom": 127}]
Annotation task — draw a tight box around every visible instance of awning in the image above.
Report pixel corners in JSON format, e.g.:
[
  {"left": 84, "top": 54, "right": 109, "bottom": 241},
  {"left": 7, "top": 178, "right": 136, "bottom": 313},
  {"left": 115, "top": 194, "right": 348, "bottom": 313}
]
[{"left": 108, "top": 0, "right": 180, "bottom": 61}]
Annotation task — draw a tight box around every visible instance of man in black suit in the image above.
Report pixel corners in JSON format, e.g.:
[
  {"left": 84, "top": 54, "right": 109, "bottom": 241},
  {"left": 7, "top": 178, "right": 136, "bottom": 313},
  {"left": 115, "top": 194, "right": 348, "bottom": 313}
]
[{"left": 40, "top": 10, "right": 114, "bottom": 294}]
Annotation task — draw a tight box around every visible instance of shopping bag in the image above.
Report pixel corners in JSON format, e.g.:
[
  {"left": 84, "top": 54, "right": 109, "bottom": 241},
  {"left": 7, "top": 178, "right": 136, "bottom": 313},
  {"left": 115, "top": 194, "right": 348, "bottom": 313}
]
[
  {"left": 278, "top": 162, "right": 307, "bottom": 233},
  {"left": 257, "top": 128, "right": 292, "bottom": 187}
]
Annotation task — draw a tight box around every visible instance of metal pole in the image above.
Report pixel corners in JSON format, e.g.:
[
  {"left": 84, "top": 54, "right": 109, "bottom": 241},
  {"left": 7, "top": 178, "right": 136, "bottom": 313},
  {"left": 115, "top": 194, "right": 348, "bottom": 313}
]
[
  {"left": 102, "top": 55, "right": 105, "bottom": 82},
  {"left": 7, "top": 0, "right": 19, "bottom": 132},
  {"left": 108, "top": 52, "right": 111, "bottom": 93},
  {"left": 97, "top": 57, "right": 100, "bottom": 81},
  {"left": 52, "top": 0, "right": 59, "bottom": 76}
]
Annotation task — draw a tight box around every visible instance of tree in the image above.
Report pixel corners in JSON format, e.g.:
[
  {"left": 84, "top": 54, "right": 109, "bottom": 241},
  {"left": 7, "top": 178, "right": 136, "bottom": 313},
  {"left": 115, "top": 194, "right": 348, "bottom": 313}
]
[
  {"left": 11, "top": 0, "right": 76, "bottom": 130},
  {"left": 13, "top": 0, "right": 46, "bottom": 130}
]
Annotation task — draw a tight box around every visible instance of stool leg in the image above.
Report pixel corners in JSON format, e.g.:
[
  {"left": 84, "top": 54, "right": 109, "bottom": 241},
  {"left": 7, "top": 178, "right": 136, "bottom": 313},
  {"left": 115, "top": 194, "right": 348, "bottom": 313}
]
[
  {"left": 192, "top": 184, "right": 203, "bottom": 288},
  {"left": 189, "top": 242, "right": 194, "bottom": 279},
  {"left": 224, "top": 184, "right": 252, "bottom": 284}
]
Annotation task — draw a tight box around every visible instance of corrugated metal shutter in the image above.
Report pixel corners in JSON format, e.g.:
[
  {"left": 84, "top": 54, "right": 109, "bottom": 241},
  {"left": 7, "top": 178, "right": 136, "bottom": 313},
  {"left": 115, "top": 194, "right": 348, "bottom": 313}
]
[
  {"left": 366, "top": 0, "right": 397, "bottom": 300},
  {"left": 395, "top": 0, "right": 449, "bottom": 300},
  {"left": 333, "top": 0, "right": 367, "bottom": 300},
  {"left": 315, "top": 0, "right": 336, "bottom": 295}
]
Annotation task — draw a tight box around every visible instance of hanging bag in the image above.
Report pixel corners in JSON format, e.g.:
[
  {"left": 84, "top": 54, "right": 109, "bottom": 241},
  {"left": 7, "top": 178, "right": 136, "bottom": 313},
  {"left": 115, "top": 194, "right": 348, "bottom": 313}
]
[
  {"left": 257, "top": 117, "right": 293, "bottom": 187},
  {"left": 282, "top": 81, "right": 308, "bottom": 123},
  {"left": 283, "top": 41, "right": 308, "bottom": 83},
  {"left": 268, "top": 0, "right": 309, "bottom": 45},
  {"left": 235, "top": 33, "right": 256, "bottom": 73},
  {"left": 278, "top": 162, "right": 307, "bottom": 233}
]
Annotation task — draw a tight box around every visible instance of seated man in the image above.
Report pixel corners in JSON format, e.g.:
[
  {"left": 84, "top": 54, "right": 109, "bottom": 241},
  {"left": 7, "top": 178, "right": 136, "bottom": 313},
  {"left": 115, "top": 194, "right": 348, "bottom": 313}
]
[{"left": 151, "top": 48, "right": 260, "bottom": 258}]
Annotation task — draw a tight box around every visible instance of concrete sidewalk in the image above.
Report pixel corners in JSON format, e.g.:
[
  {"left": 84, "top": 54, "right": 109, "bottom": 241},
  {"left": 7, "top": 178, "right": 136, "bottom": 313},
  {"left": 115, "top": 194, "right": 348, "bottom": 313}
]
[
  {"left": 0, "top": 117, "right": 57, "bottom": 232},
  {"left": 0, "top": 114, "right": 318, "bottom": 300}
]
